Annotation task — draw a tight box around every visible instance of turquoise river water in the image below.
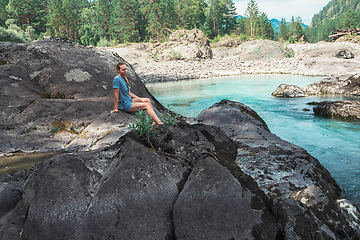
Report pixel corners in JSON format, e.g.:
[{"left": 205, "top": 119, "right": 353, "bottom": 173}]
[{"left": 146, "top": 74, "right": 360, "bottom": 206}]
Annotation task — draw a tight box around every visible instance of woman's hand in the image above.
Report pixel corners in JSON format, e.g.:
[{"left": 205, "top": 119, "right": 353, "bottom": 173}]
[{"left": 111, "top": 109, "right": 118, "bottom": 113}]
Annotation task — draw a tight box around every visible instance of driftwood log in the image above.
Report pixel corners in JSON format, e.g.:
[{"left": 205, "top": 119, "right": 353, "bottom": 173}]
[{"left": 329, "top": 28, "right": 360, "bottom": 41}]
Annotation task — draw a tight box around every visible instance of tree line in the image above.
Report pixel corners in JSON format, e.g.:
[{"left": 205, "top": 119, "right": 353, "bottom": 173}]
[
  {"left": 1, "top": 0, "right": 288, "bottom": 45},
  {"left": 1, "top": 0, "right": 238, "bottom": 45},
  {"left": 8, "top": 0, "right": 353, "bottom": 45}
]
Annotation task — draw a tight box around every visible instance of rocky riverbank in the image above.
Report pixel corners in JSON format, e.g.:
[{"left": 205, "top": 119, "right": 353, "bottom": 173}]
[
  {"left": 271, "top": 74, "right": 360, "bottom": 121},
  {"left": 109, "top": 38, "right": 360, "bottom": 83}
]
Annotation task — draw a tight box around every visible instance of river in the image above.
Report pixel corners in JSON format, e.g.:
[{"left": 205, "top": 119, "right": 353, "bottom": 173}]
[{"left": 146, "top": 74, "right": 360, "bottom": 206}]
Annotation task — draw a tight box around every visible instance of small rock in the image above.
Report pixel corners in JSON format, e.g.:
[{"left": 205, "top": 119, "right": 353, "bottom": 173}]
[
  {"left": 272, "top": 84, "right": 307, "bottom": 98},
  {"left": 335, "top": 49, "right": 354, "bottom": 59}
]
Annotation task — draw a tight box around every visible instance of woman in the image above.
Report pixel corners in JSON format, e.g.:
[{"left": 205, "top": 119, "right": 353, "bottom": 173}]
[{"left": 111, "top": 62, "right": 163, "bottom": 124}]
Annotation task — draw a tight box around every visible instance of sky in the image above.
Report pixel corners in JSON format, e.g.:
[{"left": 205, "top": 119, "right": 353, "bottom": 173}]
[{"left": 234, "top": 0, "right": 331, "bottom": 25}]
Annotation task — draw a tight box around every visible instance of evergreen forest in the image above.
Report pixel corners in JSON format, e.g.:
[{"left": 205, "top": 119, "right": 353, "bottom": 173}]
[
  {"left": 0, "top": 0, "right": 359, "bottom": 45},
  {"left": 307, "top": 0, "right": 360, "bottom": 42}
]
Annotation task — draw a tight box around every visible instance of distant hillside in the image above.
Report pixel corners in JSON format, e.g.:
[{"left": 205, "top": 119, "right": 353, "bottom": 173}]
[
  {"left": 308, "top": 0, "right": 360, "bottom": 42},
  {"left": 237, "top": 16, "right": 307, "bottom": 32},
  {"left": 270, "top": 18, "right": 308, "bottom": 32},
  {"left": 270, "top": 19, "right": 281, "bottom": 31},
  {"left": 311, "top": 0, "right": 360, "bottom": 27}
]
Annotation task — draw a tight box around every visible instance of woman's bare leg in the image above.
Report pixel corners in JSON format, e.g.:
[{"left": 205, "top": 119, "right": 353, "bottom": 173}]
[{"left": 128, "top": 98, "right": 163, "bottom": 124}]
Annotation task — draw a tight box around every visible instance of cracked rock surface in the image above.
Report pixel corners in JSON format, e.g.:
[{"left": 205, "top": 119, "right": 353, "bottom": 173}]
[{"left": 0, "top": 38, "right": 165, "bottom": 155}]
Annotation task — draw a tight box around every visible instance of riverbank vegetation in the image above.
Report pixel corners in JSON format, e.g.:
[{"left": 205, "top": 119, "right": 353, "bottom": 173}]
[{"left": 1, "top": 0, "right": 360, "bottom": 45}]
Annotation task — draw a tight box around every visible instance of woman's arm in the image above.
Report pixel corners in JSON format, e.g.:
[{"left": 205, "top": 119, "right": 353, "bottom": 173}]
[
  {"left": 111, "top": 88, "right": 120, "bottom": 113},
  {"left": 129, "top": 91, "right": 139, "bottom": 99}
]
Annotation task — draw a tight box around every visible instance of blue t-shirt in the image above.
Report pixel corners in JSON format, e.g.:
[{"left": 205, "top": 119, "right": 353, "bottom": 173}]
[{"left": 113, "top": 75, "right": 132, "bottom": 111}]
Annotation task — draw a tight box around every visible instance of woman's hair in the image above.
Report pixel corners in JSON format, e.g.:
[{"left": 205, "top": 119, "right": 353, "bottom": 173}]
[
  {"left": 116, "top": 62, "right": 131, "bottom": 87},
  {"left": 116, "top": 62, "right": 125, "bottom": 71}
]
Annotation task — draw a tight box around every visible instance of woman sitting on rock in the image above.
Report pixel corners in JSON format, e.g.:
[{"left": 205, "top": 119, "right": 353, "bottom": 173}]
[{"left": 110, "top": 62, "right": 163, "bottom": 124}]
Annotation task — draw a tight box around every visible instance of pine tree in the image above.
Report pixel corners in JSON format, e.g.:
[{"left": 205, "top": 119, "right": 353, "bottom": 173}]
[
  {"left": 258, "top": 12, "right": 273, "bottom": 39},
  {"left": 140, "top": 0, "right": 177, "bottom": 41},
  {"left": 112, "top": 0, "right": 147, "bottom": 43},
  {"left": 47, "top": 0, "right": 87, "bottom": 40},
  {"left": 294, "top": 16, "right": 304, "bottom": 40},
  {"left": 342, "top": 8, "right": 358, "bottom": 29},
  {"left": 177, "top": 0, "right": 207, "bottom": 30},
  {"left": 245, "top": 0, "right": 259, "bottom": 37},
  {"left": 47, "top": 0, "right": 66, "bottom": 37},
  {"left": 206, "top": 0, "right": 237, "bottom": 37},
  {"left": 223, "top": 0, "right": 237, "bottom": 34},
  {"left": 279, "top": 18, "right": 288, "bottom": 40},
  {"left": 6, "top": 0, "right": 46, "bottom": 33},
  {"left": 0, "top": 0, "right": 10, "bottom": 27},
  {"left": 236, "top": 17, "right": 246, "bottom": 35},
  {"left": 96, "top": 0, "right": 113, "bottom": 40}
]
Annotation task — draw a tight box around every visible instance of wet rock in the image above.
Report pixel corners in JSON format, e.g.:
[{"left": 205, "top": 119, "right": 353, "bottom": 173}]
[
  {"left": 306, "top": 101, "right": 320, "bottom": 106},
  {"left": 272, "top": 84, "right": 307, "bottom": 98},
  {"left": 303, "top": 75, "right": 360, "bottom": 96},
  {"left": 313, "top": 100, "right": 360, "bottom": 121},
  {"left": 272, "top": 197, "right": 359, "bottom": 240},
  {"left": 289, "top": 185, "right": 329, "bottom": 208}
]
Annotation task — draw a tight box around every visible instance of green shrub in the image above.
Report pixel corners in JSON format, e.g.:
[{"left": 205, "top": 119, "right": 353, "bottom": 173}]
[
  {"left": 24, "top": 26, "right": 38, "bottom": 41},
  {"left": 285, "top": 47, "right": 294, "bottom": 58},
  {"left": 169, "top": 50, "right": 181, "bottom": 60},
  {"left": 96, "top": 37, "right": 112, "bottom": 47},
  {"left": 128, "top": 109, "right": 178, "bottom": 150},
  {"left": 129, "top": 111, "right": 158, "bottom": 145},
  {"left": 0, "top": 27, "right": 26, "bottom": 43},
  {"left": 210, "top": 34, "right": 222, "bottom": 44},
  {"left": 288, "top": 36, "right": 296, "bottom": 44},
  {"left": 0, "top": 20, "right": 28, "bottom": 43}
]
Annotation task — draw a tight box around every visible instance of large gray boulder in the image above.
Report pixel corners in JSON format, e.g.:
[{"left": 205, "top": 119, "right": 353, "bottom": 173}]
[
  {"left": 232, "top": 40, "right": 286, "bottom": 61},
  {"left": 195, "top": 99, "right": 360, "bottom": 239},
  {"left": 0, "top": 124, "right": 280, "bottom": 240},
  {"left": 150, "top": 29, "right": 213, "bottom": 61},
  {"left": 0, "top": 38, "right": 165, "bottom": 155},
  {"left": 313, "top": 100, "right": 360, "bottom": 121}
]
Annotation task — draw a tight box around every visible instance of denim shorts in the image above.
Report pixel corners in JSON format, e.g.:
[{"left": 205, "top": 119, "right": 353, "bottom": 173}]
[{"left": 119, "top": 100, "right": 133, "bottom": 112}]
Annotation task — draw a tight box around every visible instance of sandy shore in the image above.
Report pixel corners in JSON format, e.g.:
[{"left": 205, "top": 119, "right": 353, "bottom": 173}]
[{"left": 109, "top": 41, "right": 360, "bottom": 83}]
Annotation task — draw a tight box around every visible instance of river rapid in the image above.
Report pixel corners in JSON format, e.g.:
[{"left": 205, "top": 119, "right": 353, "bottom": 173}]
[{"left": 146, "top": 74, "right": 360, "bottom": 206}]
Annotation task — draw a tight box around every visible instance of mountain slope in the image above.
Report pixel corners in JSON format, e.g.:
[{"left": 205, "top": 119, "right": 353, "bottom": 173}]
[{"left": 311, "top": 0, "right": 360, "bottom": 27}]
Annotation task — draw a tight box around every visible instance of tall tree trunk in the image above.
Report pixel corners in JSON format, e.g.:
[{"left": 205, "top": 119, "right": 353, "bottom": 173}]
[{"left": 151, "top": 0, "right": 166, "bottom": 41}]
